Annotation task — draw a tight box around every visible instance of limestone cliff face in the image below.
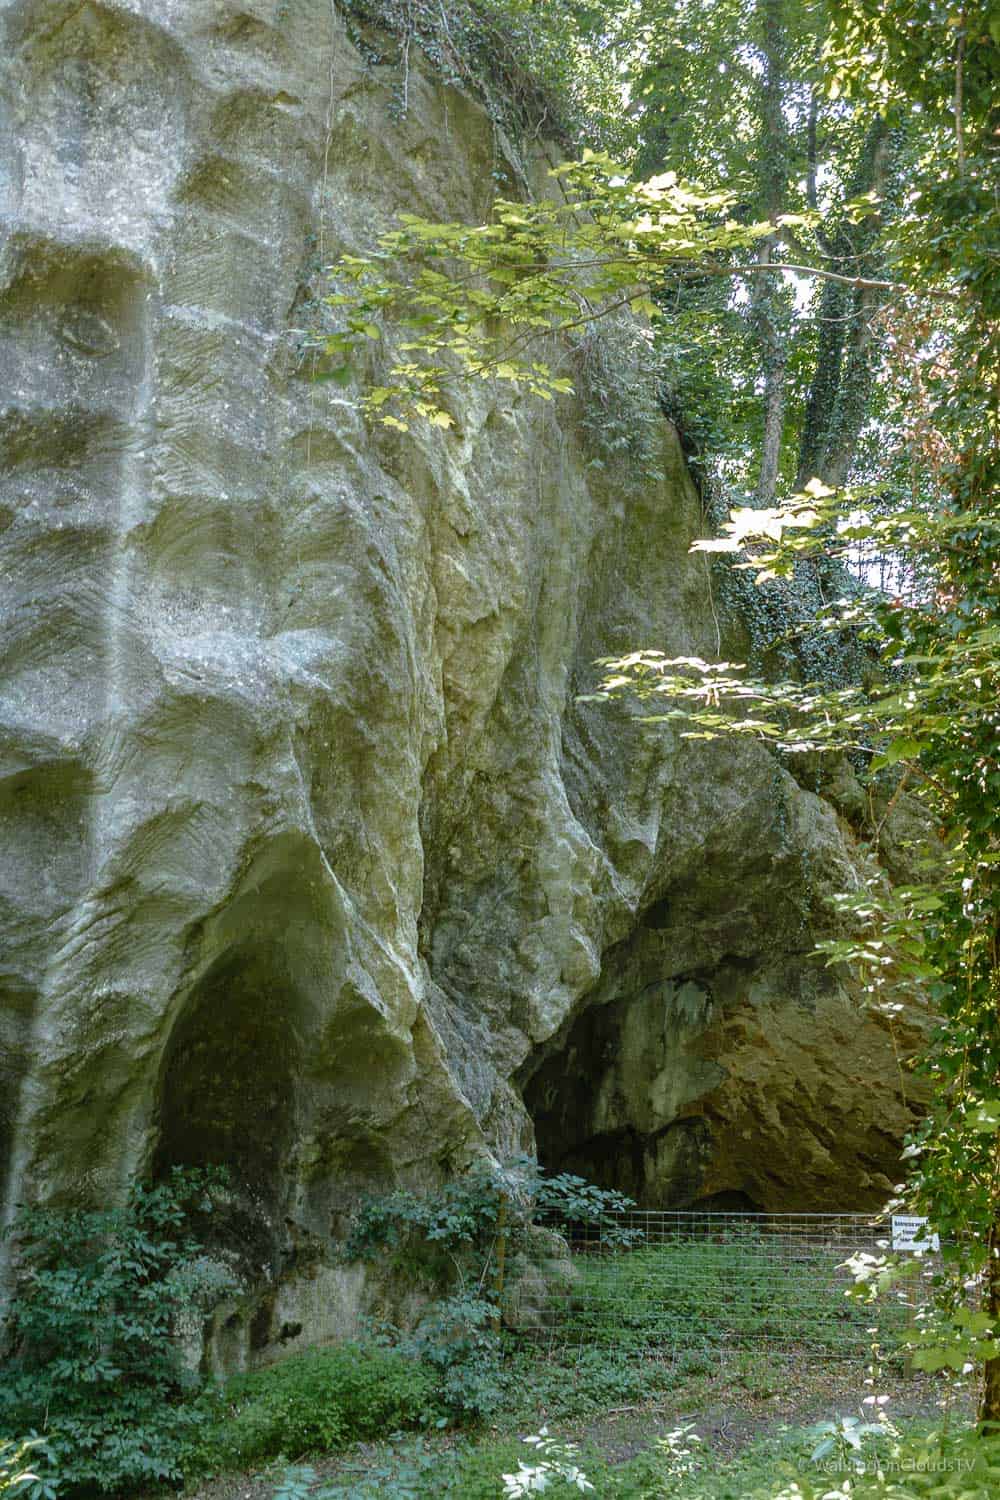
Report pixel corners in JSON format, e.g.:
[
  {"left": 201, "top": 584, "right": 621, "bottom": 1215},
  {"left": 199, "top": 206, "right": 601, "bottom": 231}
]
[{"left": 0, "top": 0, "right": 924, "bottom": 1361}]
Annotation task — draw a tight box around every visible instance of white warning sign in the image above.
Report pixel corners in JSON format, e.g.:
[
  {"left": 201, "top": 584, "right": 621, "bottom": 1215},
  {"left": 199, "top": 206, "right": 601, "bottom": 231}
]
[{"left": 891, "top": 1215, "right": 940, "bottom": 1253}]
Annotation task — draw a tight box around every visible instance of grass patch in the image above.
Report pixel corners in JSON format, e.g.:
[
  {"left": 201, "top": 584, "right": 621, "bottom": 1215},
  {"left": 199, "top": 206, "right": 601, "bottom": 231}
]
[
  {"left": 497, "top": 1343, "right": 710, "bottom": 1424},
  {"left": 551, "top": 1236, "right": 900, "bottom": 1357},
  {"left": 180, "top": 1345, "right": 446, "bottom": 1477}
]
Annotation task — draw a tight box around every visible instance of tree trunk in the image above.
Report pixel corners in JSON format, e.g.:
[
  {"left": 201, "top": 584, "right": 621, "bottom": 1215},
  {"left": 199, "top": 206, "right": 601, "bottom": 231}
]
[
  {"left": 980, "top": 1148, "right": 1000, "bottom": 1428},
  {"left": 755, "top": 251, "right": 789, "bottom": 506},
  {"left": 753, "top": 0, "right": 789, "bottom": 506},
  {"left": 795, "top": 272, "right": 849, "bottom": 488},
  {"left": 795, "top": 117, "right": 892, "bottom": 489}
]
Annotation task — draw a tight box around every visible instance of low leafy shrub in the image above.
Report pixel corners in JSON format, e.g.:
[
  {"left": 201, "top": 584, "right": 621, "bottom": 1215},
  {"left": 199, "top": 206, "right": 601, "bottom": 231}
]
[
  {"left": 397, "top": 1294, "right": 507, "bottom": 1420},
  {"left": 441, "top": 1435, "right": 601, "bottom": 1500},
  {"left": 271, "top": 1436, "right": 535, "bottom": 1500},
  {"left": 341, "top": 1157, "right": 638, "bottom": 1421},
  {"left": 0, "top": 1438, "right": 57, "bottom": 1500},
  {"left": 342, "top": 1156, "right": 637, "bottom": 1276},
  {"left": 607, "top": 1425, "right": 705, "bottom": 1498},
  {"left": 501, "top": 1427, "right": 596, "bottom": 1497},
  {"left": 273, "top": 1437, "right": 446, "bottom": 1500},
  {"left": 183, "top": 1344, "right": 446, "bottom": 1475},
  {"left": 682, "top": 1421, "right": 1000, "bottom": 1500},
  {"left": 0, "top": 1169, "right": 234, "bottom": 1497},
  {"left": 500, "top": 1346, "right": 680, "bottom": 1423}
]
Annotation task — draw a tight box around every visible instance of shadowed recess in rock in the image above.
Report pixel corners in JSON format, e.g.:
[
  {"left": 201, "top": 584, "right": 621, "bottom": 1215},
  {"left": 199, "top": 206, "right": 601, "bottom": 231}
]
[
  {"left": 522, "top": 936, "right": 923, "bottom": 1214},
  {"left": 153, "top": 940, "right": 307, "bottom": 1268},
  {"left": 524, "top": 975, "right": 722, "bottom": 1208},
  {"left": 0, "top": 981, "right": 36, "bottom": 1211}
]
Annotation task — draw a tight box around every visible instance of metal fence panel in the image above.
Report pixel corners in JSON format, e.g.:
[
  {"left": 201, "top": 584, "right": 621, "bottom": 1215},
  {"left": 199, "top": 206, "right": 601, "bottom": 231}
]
[{"left": 507, "top": 1211, "right": 936, "bottom": 1361}]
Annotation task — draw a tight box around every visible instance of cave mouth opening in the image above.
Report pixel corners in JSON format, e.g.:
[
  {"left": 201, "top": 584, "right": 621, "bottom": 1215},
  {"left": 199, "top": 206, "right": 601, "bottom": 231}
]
[
  {"left": 521, "top": 982, "right": 765, "bottom": 1216},
  {"left": 152, "top": 939, "right": 308, "bottom": 1273}
]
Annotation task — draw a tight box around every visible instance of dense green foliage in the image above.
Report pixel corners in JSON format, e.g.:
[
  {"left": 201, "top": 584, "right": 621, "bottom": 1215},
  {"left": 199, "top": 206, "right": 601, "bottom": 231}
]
[
  {"left": 0, "top": 1170, "right": 234, "bottom": 1496},
  {"left": 319, "top": 150, "right": 858, "bottom": 429},
  {"left": 181, "top": 1344, "right": 445, "bottom": 1477},
  {"left": 324, "top": 0, "right": 969, "bottom": 518},
  {"left": 607, "top": 0, "right": 905, "bottom": 504},
  {"left": 343, "top": 1155, "right": 637, "bottom": 1266},
  {"left": 0, "top": 1441, "right": 54, "bottom": 1500},
  {"left": 341, "top": 1156, "right": 637, "bottom": 1416},
  {"left": 500, "top": 1343, "right": 710, "bottom": 1421},
  {"left": 558, "top": 1236, "right": 903, "bottom": 1356}
]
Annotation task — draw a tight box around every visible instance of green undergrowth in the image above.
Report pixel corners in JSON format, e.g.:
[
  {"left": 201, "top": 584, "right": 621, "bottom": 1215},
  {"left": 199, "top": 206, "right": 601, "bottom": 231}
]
[
  {"left": 178, "top": 1345, "right": 447, "bottom": 1479},
  {"left": 266, "top": 1415, "right": 1000, "bottom": 1500},
  {"left": 176, "top": 1337, "right": 977, "bottom": 1497},
  {"left": 0, "top": 1170, "right": 235, "bottom": 1499},
  {"left": 500, "top": 1419, "right": 1000, "bottom": 1500},
  {"left": 181, "top": 1340, "right": 705, "bottom": 1481},
  {"left": 555, "top": 1237, "right": 903, "bottom": 1358},
  {"left": 0, "top": 1169, "right": 915, "bottom": 1499},
  {"left": 497, "top": 1343, "right": 710, "bottom": 1424}
]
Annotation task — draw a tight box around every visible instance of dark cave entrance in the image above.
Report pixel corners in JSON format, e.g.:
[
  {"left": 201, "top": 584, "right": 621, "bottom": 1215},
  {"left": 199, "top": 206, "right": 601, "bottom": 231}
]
[
  {"left": 153, "top": 940, "right": 309, "bottom": 1270},
  {"left": 521, "top": 980, "right": 764, "bottom": 1214},
  {"left": 521, "top": 992, "right": 713, "bottom": 1208}
]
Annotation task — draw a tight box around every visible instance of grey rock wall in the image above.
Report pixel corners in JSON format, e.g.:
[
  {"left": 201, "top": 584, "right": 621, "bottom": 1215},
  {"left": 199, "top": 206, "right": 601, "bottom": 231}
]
[{"left": 0, "top": 0, "right": 925, "bottom": 1363}]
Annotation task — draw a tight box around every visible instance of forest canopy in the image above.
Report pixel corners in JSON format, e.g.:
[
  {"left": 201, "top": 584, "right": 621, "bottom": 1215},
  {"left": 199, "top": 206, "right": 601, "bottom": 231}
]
[{"left": 335, "top": 0, "right": 996, "bottom": 532}]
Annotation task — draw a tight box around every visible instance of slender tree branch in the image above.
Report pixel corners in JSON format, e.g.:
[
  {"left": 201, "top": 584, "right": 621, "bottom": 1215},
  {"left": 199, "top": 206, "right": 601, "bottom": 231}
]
[
  {"left": 469, "top": 290, "right": 639, "bottom": 374},
  {"left": 682, "top": 257, "right": 956, "bottom": 300}
]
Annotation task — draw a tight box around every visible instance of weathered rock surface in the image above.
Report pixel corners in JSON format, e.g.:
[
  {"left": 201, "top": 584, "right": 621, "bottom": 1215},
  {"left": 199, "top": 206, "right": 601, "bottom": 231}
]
[{"left": 0, "top": 0, "right": 927, "bottom": 1362}]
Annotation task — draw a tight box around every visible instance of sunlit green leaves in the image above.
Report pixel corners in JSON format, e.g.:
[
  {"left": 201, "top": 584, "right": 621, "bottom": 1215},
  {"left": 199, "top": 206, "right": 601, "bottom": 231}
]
[{"left": 317, "top": 158, "right": 843, "bottom": 429}]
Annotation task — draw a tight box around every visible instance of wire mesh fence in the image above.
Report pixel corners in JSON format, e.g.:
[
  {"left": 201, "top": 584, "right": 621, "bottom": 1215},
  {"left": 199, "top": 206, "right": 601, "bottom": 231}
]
[{"left": 506, "top": 1210, "right": 938, "bottom": 1362}]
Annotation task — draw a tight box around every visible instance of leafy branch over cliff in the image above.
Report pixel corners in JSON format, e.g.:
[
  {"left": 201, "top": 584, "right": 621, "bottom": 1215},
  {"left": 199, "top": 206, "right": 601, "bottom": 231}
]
[{"left": 316, "top": 149, "right": 898, "bottom": 433}]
